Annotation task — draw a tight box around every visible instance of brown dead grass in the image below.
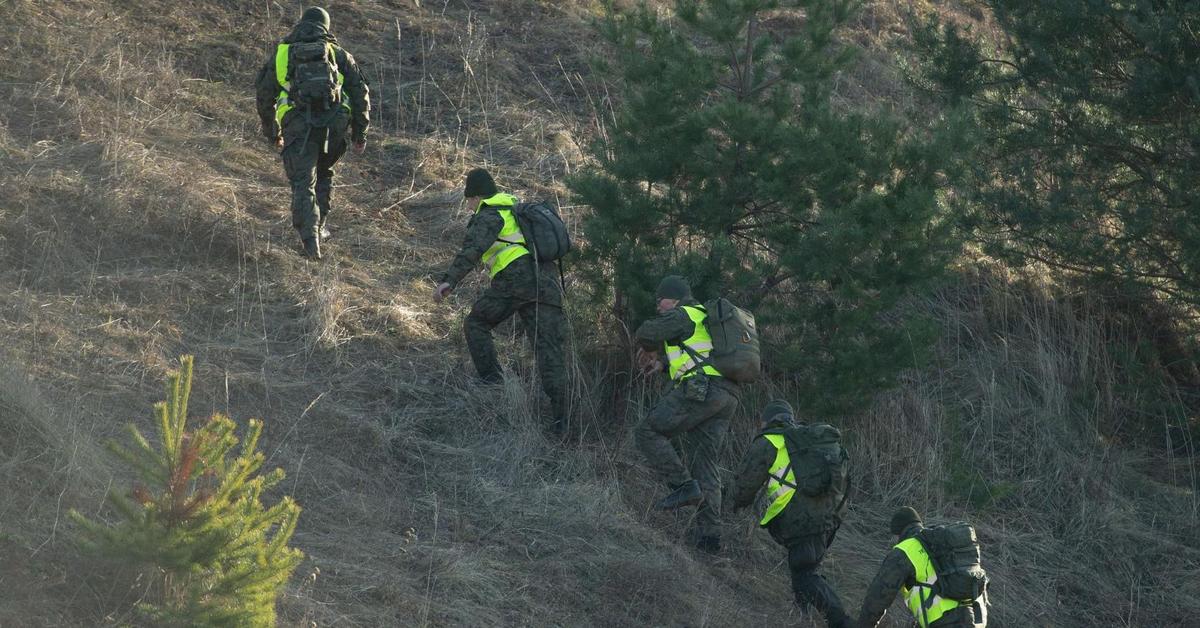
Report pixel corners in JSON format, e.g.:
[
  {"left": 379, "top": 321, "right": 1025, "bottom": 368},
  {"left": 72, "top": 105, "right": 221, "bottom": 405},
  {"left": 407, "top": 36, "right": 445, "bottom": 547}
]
[{"left": 0, "top": 1, "right": 1195, "bottom": 627}]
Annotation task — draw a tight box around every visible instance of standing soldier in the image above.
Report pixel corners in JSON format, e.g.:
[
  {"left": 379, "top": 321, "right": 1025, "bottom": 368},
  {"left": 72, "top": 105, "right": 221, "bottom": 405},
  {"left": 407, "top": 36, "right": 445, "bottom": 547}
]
[
  {"left": 856, "top": 507, "right": 989, "bottom": 628},
  {"left": 433, "top": 169, "right": 569, "bottom": 435},
  {"left": 633, "top": 275, "right": 739, "bottom": 553},
  {"left": 727, "top": 400, "right": 852, "bottom": 628},
  {"left": 255, "top": 6, "right": 370, "bottom": 260}
]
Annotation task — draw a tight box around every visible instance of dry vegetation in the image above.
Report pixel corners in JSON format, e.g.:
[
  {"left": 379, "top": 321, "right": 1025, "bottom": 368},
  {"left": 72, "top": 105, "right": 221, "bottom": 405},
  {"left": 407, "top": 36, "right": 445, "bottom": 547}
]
[{"left": 0, "top": 1, "right": 1196, "bottom": 626}]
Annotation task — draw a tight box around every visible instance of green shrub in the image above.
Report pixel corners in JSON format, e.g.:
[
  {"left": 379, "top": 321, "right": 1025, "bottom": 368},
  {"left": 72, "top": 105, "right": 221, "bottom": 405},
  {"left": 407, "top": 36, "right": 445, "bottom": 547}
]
[{"left": 71, "top": 355, "right": 302, "bottom": 627}]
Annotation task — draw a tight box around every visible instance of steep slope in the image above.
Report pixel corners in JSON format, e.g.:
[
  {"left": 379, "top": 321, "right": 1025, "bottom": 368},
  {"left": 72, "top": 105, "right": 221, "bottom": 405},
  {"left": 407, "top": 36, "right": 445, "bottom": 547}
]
[{"left": 1, "top": 1, "right": 1196, "bottom": 627}]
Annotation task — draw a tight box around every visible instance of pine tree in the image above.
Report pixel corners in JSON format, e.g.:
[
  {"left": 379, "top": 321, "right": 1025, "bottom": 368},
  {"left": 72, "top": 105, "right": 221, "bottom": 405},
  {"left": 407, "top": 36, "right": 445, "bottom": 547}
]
[
  {"left": 916, "top": 2, "right": 1200, "bottom": 306},
  {"left": 572, "top": 0, "right": 970, "bottom": 412},
  {"left": 71, "top": 355, "right": 303, "bottom": 627}
]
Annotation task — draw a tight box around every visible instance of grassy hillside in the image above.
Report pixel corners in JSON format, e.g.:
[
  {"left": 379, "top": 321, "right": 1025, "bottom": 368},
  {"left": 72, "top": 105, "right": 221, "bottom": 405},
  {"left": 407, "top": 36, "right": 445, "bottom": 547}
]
[{"left": 1, "top": 1, "right": 1196, "bottom": 626}]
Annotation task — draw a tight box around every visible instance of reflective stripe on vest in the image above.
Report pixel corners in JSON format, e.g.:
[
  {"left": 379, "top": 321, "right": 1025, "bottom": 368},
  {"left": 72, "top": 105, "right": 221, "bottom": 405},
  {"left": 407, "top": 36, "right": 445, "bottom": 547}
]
[
  {"left": 664, "top": 306, "right": 721, "bottom": 380},
  {"left": 478, "top": 193, "right": 530, "bottom": 277},
  {"left": 758, "top": 434, "right": 797, "bottom": 526},
  {"left": 896, "top": 537, "right": 964, "bottom": 628},
  {"left": 274, "top": 43, "right": 350, "bottom": 125}
]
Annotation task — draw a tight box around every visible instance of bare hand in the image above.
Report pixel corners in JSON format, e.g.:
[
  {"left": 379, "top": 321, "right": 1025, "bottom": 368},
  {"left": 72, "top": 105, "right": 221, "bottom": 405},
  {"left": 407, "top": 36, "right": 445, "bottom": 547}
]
[
  {"left": 636, "top": 348, "right": 663, "bottom": 376},
  {"left": 352, "top": 140, "right": 366, "bottom": 155},
  {"left": 433, "top": 282, "right": 452, "bottom": 302},
  {"left": 273, "top": 137, "right": 284, "bottom": 152}
]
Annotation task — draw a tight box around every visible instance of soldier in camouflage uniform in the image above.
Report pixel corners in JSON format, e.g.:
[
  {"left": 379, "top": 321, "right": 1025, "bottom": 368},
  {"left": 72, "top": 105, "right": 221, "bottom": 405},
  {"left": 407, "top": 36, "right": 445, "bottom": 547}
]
[
  {"left": 856, "top": 508, "right": 988, "bottom": 628},
  {"left": 633, "top": 275, "right": 739, "bottom": 553},
  {"left": 434, "top": 169, "right": 569, "bottom": 434},
  {"left": 255, "top": 7, "right": 370, "bottom": 259},
  {"left": 727, "top": 400, "right": 852, "bottom": 628}
]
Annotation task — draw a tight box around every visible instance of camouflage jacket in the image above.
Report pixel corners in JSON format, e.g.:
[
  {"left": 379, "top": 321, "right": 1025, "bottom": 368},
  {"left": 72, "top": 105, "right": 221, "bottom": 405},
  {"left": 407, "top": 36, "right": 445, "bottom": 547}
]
[
  {"left": 439, "top": 201, "right": 562, "bottom": 305},
  {"left": 857, "top": 536, "right": 918, "bottom": 628},
  {"left": 254, "top": 22, "right": 370, "bottom": 142},
  {"left": 634, "top": 301, "right": 702, "bottom": 352},
  {"left": 439, "top": 204, "right": 507, "bottom": 289},
  {"left": 728, "top": 425, "right": 834, "bottom": 545}
]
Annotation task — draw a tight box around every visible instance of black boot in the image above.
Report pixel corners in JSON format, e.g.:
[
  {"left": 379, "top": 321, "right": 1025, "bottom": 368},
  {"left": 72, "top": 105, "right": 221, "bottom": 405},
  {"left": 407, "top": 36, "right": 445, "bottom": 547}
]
[
  {"left": 656, "top": 479, "right": 702, "bottom": 510},
  {"left": 302, "top": 236, "right": 321, "bottom": 260}
]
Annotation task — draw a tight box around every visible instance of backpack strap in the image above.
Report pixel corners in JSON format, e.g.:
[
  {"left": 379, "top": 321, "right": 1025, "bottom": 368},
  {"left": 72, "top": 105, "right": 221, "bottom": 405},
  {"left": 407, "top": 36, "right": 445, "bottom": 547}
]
[{"left": 675, "top": 305, "right": 714, "bottom": 378}]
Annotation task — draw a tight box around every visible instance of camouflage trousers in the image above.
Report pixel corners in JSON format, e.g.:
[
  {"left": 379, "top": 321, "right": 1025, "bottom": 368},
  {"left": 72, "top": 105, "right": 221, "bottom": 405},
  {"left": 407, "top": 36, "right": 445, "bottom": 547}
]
[
  {"left": 465, "top": 258, "right": 569, "bottom": 422},
  {"left": 787, "top": 534, "right": 852, "bottom": 628},
  {"left": 634, "top": 376, "right": 737, "bottom": 539},
  {"left": 281, "top": 110, "right": 349, "bottom": 241}
]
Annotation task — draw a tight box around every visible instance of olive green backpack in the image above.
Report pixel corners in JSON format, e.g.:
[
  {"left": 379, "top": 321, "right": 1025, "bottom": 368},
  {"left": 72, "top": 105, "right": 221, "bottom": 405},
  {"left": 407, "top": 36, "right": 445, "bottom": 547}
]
[
  {"left": 916, "top": 522, "right": 989, "bottom": 603},
  {"left": 691, "top": 298, "right": 761, "bottom": 382}
]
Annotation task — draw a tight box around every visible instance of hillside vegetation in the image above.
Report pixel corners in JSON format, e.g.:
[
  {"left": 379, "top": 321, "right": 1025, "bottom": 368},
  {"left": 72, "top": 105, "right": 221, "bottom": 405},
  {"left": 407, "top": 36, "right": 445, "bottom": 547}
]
[{"left": 1, "top": 1, "right": 1196, "bottom": 627}]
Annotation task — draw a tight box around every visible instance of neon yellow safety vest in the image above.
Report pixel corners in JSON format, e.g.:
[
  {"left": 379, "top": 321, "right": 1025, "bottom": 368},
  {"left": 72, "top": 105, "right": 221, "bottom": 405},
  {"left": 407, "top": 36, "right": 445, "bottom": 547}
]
[
  {"left": 758, "top": 434, "right": 797, "bottom": 525},
  {"left": 477, "top": 193, "right": 530, "bottom": 277},
  {"left": 896, "top": 537, "right": 967, "bottom": 628},
  {"left": 274, "top": 43, "right": 351, "bottom": 125},
  {"left": 664, "top": 306, "right": 722, "bottom": 381}
]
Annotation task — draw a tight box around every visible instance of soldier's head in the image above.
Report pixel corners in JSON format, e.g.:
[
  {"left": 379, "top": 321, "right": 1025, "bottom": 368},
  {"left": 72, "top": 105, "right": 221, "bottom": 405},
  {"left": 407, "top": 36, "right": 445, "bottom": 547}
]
[
  {"left": 760, "top": 399, "right": 796, "bottom": 430},
  {"left": 463, "top": 168, "right": 498, "bottom": 208},
  {"left": 890, "top": 506, "right": 923, "bottom": 538},
  {"left": 300, "top": 7, "right": 330, "bottom": 29},
  {"left": 655, "top": 275, "right": 691, "bottom": 313}
]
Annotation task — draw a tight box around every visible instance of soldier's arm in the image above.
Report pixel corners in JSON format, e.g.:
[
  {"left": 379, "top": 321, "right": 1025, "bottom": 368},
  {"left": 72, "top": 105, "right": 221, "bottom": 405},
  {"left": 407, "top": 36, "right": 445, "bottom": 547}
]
[
  {"left": 338, "top": 49, "right": 371, "bottom": 143},
  {"left": 439, "top": 209, "right": 503, "bottom": 288},
  {"left": 254, "top": 53, "right": 282, "bottom": 141},
  {"left": 728, "top": 437, "right": 775, "bottom": 511},
  {"left": 633, "top": 310, "right": 694, "bottom": 351},
  {"left": 856, "top": 549, "right": 914, "bottom": 628}
]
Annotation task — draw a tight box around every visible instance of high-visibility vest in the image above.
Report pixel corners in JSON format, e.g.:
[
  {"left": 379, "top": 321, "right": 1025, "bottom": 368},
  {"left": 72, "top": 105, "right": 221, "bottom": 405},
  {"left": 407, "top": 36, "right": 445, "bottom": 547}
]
[
  {"left": 758, "top": 434, "right": 797, "bottom": 525},
  {"left": 664, "top": 306, "right": 722, "bottom": 380},
  {"left": 895, "top": 537, "right": 971, "bottom": 628},
  {"left": 477, "top": 193, "right": 530, "bottom": 277},
  {"left": 274, "top": 42, "right": 351, "bottom": 125}
]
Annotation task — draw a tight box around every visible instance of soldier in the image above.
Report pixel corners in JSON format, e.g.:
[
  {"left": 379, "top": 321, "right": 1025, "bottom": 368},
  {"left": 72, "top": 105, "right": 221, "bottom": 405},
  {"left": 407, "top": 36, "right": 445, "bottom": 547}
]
[
  {"left": 633, "top": 275, "right": 739, "bottom": 553},
  {"left": 856, "top": 508, "right": 989, "bottom": 628},
  {"left": 255, "top": 6, "right": 370, "bottom": 260},
  {"left": 433, "top": 169, "right": 569, "bottom": 434},
  {"left": 727, "top": 400, "right": 852, "bottom": 628}
]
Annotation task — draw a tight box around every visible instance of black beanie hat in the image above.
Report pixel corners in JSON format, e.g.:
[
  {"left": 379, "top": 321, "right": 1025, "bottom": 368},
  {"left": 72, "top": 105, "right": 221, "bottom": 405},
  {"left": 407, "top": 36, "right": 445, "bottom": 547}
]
[
  {"left": 301, "top": 7, "right": 330, "bottom": 28},
  {"left": 655, "top": 275, "right": 692, "bottom": 300},
  {"left": 761, "top": 399, "right": 796, "bottom": 425},
  {"left": 890, "top": 507, "right": 922, "bottom": 535},
  {"left": 463, "top": 168, "right": 498, "bottom": 198}
]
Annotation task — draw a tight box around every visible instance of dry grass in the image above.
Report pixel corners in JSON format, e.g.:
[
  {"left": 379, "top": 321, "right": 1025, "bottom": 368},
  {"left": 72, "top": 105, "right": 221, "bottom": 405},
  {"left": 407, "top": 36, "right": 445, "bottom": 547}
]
[{"left": 0, "top": 1, "right": 1195, "bottom": 627}]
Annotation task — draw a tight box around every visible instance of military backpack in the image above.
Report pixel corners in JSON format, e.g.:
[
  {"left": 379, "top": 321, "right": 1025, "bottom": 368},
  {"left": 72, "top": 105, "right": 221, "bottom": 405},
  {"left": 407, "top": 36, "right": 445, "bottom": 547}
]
[
  {"left": 512, "top": 201, "right": 571, "bottom": 262},
  {"left": 783, "top": 423, "right": 849, "bottom": 500},
  {"left": 287, "top": 41, "right": 342, "bottom": 113},
  {"left": 915, "top": 522, "right": 989, "bottom": 603},
  {"left": 698, "top": 298, "right": 760, "bottom": 382}
]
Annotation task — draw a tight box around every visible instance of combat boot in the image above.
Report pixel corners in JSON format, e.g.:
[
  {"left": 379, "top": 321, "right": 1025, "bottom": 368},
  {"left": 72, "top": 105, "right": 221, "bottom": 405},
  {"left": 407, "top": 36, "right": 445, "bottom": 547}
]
[
  {"left": 302, "top": 236, "right": 322, "bottom": 260},
  {"left": 656, "top": 479, "right": 702, "bottom": 510}
]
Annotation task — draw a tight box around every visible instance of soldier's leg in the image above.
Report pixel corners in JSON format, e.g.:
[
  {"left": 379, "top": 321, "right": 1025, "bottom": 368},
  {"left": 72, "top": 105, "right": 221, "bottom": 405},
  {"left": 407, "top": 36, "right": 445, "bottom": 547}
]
[
  {"left": 787, "top": 535, "right": 852, "bottom": 628},
  {"left": 465, "top": 291, "right": 519, "bottom": 383},
  {"left": 681, "top": 386, "right": 736, "bottom": 543},
  {"left": 518, "top": 301, "right": 569, "bottom": 422},
  {"left": 281, "top": 125, "right": 320, "bottom": 241},
  {"left": 635, "top": 382, "right": 731, "bottom": 487},
  {"left": 314, "top": 119, "right": 349, "bottom": 231}
]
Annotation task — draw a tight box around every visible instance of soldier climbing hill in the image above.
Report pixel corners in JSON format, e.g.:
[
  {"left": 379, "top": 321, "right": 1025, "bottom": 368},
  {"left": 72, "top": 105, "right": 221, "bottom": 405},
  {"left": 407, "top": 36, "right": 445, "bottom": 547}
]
[
  {"left": 433, "top": 168, "right": 571, "bottom": 435},
  {"left": 255, "top": 6, "right": 370, "bottom": 260}
]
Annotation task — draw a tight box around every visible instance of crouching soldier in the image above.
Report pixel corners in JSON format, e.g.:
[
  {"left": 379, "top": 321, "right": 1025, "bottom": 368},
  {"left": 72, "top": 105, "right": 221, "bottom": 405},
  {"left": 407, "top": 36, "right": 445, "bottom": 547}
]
[
  {"left": 856, "top": 507, "right": 989, "bottom": 628},
  {"left": 727, "top": 400, "right": 853, "bottom": 628},
  {"left": 633, "top": 275, "right": 739, "bottom": 553}
]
